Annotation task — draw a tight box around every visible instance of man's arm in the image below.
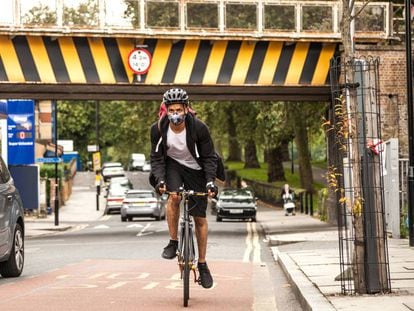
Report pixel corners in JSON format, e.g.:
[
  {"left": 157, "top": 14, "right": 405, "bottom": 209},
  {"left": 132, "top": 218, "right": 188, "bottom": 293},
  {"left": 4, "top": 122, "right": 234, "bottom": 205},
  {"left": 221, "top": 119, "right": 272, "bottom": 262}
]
[
  {"left": 149, "top": 123, "right": 166, "bottom": 186},
  {"left": 196, "top": 122, "right": 217, "bottom": 183}
]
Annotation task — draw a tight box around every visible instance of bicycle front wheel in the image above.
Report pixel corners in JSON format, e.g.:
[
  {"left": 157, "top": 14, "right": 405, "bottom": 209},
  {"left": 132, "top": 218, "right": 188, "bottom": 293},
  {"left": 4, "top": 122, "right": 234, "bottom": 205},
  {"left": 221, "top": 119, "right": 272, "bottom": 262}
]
[{"left": 183, "top": 220, "right": 190, "bottom": 307}]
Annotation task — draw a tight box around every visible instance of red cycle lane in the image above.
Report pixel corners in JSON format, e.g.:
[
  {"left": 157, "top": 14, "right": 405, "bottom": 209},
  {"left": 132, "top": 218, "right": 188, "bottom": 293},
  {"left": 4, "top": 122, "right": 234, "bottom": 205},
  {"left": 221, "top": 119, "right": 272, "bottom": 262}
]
[{"left": 0, "top": 259, "right": 255, "bottom": 310}]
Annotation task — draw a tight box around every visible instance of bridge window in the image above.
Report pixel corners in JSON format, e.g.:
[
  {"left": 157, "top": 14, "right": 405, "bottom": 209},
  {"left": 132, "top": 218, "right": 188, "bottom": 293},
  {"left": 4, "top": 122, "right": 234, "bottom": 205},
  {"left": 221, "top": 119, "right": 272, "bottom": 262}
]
[
  {"left": 108, "top": 0, "right": 138, "bottom": 28},
  {"left": 0, "top": 0, "right": 13, "bottom": 24},
  {"left": 186, "top": 2, "right": 219, "bottom": 29},
  {"left": 63, "top": 0, "right": 99, "bottom": 27},
  {"left": 21, "top": 0, "right": 57, "bottom": 26},
  {"left": 225, "top": 3, "right": 257, "bottom": 30},
  {"left": 264, "top": 4, "right": 295, "bottom": 31},
  {"left": 146, "top": 1, "right": 179, "bottom": 28},
  {"left": 302, "top": 5, "right": 333, "bottom": 32},
  {"left": 355, "top": 5, "right": 385, "bottom": 32}
]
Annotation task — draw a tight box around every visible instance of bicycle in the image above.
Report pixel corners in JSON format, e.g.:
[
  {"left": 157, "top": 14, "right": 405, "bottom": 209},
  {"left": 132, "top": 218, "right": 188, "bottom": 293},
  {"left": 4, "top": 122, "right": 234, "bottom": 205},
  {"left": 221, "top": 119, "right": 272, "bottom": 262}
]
[{"left": 166, "top": 188, "right": 208, "bottom": 307}]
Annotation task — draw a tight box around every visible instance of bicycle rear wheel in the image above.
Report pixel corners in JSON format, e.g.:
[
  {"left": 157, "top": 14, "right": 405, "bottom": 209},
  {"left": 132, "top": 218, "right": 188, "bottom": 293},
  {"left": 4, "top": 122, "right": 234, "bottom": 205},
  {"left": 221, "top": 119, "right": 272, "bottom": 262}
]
[{"left": 183, "top": 220, "right": 190, "bottom": 307}]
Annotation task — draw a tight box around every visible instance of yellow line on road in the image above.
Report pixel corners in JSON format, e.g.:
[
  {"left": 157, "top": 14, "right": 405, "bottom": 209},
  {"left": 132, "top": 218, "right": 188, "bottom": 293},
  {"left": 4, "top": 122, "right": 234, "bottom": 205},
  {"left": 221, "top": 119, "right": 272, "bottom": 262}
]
[
  {"left": 243, "top": 222, "right": 262, "bottom": 263},
  {"left": 243, "top": 222, "right": 253, "bottom": 262}
]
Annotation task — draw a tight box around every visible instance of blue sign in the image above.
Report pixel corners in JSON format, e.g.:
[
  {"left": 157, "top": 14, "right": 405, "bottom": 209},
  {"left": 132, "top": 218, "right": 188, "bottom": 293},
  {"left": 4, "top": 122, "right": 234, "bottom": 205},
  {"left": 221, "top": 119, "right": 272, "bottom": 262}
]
[
  {"left": 36, "top": 157, "right": 62, "bottom": 164},
  {"left": 7, "top": 100, "right": 35, "bottom": 165}
]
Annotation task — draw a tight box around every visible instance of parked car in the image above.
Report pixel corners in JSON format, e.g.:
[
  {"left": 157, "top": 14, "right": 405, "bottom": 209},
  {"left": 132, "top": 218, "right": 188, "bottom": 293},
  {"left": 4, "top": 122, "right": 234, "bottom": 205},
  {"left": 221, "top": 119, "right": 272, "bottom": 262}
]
[
  {"left": 121, "top": 190, "right": 166, "bottom": 222},
  {"left": 102, "top": 165, "right": 125, "bottom": 182},
  {"left": 142, "top": 161, "right": 151, "bottom": 172},
  {"left": 105, "top": 186, "right": 128, "bottom": 214},
  {"left": 128, "top": 153, "right": 146, "bottom": 171},
  {"left": 215, "top": 188, "right": 257, "bottom": 222},
  {"left": 0, "top": 155, "right": 25, "bottom": 277}
]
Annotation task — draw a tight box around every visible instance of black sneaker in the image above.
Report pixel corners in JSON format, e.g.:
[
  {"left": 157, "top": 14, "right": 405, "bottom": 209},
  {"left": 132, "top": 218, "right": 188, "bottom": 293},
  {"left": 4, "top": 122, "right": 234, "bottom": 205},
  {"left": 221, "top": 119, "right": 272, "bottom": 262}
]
[
  {"left": 162, "top": 240, "right": 178, "bottom": 259},
  {"left": 197, "top": 262, "right": 213, "bottom": 288}
]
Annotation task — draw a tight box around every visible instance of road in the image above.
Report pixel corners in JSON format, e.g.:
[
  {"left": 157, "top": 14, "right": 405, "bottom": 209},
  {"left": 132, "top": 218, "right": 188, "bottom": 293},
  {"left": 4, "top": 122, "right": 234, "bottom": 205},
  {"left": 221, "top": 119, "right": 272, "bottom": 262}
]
[{"left": 0, "top": 171, "right": 303, "bottom": 311}]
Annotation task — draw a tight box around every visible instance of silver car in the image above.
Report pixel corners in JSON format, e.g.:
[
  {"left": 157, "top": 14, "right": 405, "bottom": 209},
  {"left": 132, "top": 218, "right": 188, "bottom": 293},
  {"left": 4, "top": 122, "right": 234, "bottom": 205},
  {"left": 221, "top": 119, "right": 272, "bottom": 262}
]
[
  {"left": 121, "top": 190, "right": 166, "bottom": 222},
  {"left": 0, "top": 156, "right": 24, "bottom": 277}
]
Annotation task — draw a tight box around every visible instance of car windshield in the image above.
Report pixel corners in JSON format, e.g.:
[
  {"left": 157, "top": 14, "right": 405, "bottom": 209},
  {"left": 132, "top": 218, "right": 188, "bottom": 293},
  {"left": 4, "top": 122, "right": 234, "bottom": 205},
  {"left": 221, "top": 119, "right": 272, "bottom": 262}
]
[
  {"left": 104, "top": 167, "right": 123, "bottom": 173},
  {"left": 109, "top": 188, "right": 126, "bottom": 196},
  {"left": 127, "top": 192, "right": 154, "bottom": 199}
]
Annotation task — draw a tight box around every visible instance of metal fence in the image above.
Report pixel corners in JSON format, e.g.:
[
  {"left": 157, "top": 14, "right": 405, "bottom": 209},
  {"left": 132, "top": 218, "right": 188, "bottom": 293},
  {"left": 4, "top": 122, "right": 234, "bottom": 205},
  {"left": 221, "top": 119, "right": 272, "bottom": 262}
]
[{"left": 329, "top": 56, "right": 391, "bottom": 295}]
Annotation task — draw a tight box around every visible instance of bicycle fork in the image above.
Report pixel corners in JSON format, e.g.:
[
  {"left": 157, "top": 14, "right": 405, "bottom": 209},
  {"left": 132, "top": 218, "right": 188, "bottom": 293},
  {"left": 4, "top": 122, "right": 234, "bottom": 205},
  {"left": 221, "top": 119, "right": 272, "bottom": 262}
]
[{"left": 177, "top": 217, "right": 198, "bottom": 283}]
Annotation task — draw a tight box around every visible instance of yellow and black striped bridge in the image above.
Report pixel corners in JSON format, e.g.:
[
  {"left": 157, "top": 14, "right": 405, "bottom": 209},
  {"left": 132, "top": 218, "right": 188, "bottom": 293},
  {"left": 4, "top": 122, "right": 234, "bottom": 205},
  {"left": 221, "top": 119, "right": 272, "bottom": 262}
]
[{"left": 0, "top": 35, "right": 336, "bottom": 101}]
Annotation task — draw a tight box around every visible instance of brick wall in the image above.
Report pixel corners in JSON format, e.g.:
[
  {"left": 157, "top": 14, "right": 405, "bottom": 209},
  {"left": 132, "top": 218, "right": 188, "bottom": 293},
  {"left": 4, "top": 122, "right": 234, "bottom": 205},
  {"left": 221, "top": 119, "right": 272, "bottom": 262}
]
[{"left": 355, "top": 45, "right": 408, "bottom": 157}]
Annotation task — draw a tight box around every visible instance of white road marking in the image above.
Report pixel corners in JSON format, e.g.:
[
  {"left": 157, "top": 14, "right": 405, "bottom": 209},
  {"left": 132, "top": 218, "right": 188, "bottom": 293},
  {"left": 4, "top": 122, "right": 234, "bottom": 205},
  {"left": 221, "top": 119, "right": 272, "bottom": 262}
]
[
  {"left": 137, "top": 273, "right": 150, "bottom": 279},
  {"left": 143, "top": 282, "right": 159, "bottom": 290},
  {"left": 107, "top": 281, "right": 129, "bottom": 289},
  {"left": 170, "top": 273, "right": 181, "bottom": 280},
  {"left": 127, "top": 224, "right": 144, "bottom": 228},
  {"left": 89, "top": 273, "right": 107, "bottom": 279},
  {"left": 136, "top": 223, "right": 152, "bottom": 237},
  {"left": 93, "top": 224, "right": 110, "bottom": 229}
]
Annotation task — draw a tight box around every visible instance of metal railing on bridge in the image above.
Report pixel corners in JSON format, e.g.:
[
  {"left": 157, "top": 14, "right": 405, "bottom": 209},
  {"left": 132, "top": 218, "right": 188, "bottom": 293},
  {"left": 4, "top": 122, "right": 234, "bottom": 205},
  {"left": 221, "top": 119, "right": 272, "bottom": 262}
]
[{"left": 0, "top": 0, "right": 395, "bottom": 41}]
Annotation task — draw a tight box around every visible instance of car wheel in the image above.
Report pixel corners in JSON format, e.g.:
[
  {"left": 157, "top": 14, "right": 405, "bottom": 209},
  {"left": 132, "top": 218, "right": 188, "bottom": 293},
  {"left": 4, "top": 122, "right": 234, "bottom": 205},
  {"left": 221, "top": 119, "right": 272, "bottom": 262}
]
[
  {"left": 128, "top": 217, "right": 133, "bottom": 222},
  {"left": 0, "top": 223, "right": 24, "bottom": 278},
  {"left": 121, "top": 216, "right": 127, "bottom": 222},
  {"left": 216, "top": 216, "right": 222, "bottom": 222},
  {"left": 155, "top": 215, "right": 161, "bottom": 221},
  {"left": 251, "top": 217, "right": 257, "bottom": 222}
]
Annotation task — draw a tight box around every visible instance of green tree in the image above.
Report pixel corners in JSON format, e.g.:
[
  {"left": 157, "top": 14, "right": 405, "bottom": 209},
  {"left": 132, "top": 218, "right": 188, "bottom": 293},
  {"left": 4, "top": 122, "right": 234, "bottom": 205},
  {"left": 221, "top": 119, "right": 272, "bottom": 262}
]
[
  {"left": 57, "top": 101, "right": 96, "bottom": 165},
  {"left": 63, "top": 0, "right": 99, "bottom": 26},
  {"left": 256, "top": 102, "right": 292, "bottom": 182},
  {"left": 22, "top": 4, "right": 56, "bottom": 25}
]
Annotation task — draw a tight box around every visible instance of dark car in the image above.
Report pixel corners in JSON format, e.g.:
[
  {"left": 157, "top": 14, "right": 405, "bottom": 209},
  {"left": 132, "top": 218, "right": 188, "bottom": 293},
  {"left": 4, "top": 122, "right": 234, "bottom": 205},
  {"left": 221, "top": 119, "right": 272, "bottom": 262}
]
[
  {"left": 215, "top": 188, "right": 257, "bottom": 222},
  {"left": 0, "top": 155, "right": 25, "bottom": 277},
  {"left": 121, "top": 190, "right": 166, "bottom": 222}
]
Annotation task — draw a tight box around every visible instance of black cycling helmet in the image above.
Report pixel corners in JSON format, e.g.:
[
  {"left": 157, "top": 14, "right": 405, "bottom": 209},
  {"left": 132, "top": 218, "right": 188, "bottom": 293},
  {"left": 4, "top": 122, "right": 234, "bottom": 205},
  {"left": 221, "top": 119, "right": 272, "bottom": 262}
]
[{"left": 162, "top": 88, "right": 189, "bottom": 106}]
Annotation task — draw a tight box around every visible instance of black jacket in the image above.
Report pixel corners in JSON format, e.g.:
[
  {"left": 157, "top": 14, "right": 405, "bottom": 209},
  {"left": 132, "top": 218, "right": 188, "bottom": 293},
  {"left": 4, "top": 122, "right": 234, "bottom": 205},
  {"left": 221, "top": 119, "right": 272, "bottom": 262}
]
[{"left": 149, "top": 113, "right": 217, "bottom": 186}]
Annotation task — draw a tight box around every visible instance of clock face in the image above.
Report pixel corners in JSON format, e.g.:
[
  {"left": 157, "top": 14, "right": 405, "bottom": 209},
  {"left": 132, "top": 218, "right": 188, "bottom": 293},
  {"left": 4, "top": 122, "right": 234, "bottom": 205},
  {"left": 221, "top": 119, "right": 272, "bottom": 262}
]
[{"left": 127, "top": 48, "right": 152, "bottom": 74}]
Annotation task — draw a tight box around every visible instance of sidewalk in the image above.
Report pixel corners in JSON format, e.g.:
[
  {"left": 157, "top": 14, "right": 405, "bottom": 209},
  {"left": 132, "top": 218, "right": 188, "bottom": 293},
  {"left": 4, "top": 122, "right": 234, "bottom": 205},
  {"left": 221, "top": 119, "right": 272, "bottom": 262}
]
[
  {"left": 259, "top": 206, "right": 414, "bottom": 311},
  {"left": 25, "top": 173, "right": 106, "bottom": 238}
]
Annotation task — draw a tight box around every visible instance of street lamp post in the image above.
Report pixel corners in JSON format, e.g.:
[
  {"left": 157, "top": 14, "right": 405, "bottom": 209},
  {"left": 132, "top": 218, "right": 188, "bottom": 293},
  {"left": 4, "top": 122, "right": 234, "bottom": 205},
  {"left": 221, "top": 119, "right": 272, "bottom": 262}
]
[
  {"left": 53, "top": 100, "right": 59, "bottom": 226},
  {"left": 96, "top": 100, "right": 100, "bottom": 211},
  {"left": 405, "top": 0, "right": 414, "bottom": 246}
]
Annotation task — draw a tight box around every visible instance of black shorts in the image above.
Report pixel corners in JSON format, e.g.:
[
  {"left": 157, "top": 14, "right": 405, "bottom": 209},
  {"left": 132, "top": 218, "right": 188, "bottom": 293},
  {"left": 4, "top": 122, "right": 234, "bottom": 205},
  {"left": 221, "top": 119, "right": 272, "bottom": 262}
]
[{"left": 166, "top": 157, "right": 207, "bottom": 218}]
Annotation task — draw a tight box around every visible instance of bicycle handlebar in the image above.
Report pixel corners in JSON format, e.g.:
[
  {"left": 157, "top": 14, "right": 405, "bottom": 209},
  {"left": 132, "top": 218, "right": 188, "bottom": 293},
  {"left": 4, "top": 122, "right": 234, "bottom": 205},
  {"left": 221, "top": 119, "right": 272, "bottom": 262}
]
[{"left": 165, "top": 190, "right": 208, "bottom": 197}]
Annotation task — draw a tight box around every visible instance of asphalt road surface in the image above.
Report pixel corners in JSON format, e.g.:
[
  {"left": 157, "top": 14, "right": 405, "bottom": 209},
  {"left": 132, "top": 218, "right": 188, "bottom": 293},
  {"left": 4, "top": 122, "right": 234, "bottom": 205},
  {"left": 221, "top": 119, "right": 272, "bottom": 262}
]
[{"left": 0, "top": 171, "right": 303, "bottom": 311}]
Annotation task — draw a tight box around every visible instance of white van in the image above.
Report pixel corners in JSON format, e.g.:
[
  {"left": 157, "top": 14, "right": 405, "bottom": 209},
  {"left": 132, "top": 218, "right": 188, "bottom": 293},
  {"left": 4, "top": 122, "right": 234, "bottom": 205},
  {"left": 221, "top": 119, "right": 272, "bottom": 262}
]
[{"left": 129, "top": 153, "right": 146, "bottom": 171}]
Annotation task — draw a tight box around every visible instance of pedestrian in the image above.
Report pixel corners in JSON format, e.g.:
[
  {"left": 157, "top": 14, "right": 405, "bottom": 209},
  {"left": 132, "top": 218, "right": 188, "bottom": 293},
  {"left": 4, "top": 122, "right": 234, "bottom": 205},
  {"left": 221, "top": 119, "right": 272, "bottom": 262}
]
[
  {"left": 281, "top": 183, "right": 294, "bottom": 201},
  {"left": 149, "top": 88, "right": 218, "bottom": 289}
]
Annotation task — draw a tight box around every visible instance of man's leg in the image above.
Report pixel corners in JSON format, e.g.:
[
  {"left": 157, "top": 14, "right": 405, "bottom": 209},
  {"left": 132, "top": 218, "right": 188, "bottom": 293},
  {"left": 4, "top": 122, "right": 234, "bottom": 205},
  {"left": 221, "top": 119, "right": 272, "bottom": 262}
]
[
  {"left": 166, "top": 194, "right": 181, "bottom": 240},
  {"left": 162, "top": 194, "right": 181, "bottom": 259},
  {"left": 194, "top": 216, "right": 213, "bottom": 288},
  {"left": 194, "top": 216, "right": 208, "bottom": 262}
]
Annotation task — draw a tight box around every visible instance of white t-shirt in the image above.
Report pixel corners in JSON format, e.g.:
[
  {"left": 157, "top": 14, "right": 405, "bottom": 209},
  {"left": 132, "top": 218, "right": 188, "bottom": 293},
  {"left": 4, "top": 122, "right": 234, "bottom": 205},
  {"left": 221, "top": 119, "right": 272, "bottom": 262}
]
[{"left": 167, "top": 127, "right": 202, "bottom": 170}]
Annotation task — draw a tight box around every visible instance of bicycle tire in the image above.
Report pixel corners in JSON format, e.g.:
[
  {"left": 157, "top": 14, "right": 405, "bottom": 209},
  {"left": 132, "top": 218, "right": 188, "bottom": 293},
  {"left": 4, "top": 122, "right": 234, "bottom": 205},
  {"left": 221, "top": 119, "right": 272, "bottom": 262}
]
[{"left": 183, "top": 219, "right": 190, "bottom": 307}]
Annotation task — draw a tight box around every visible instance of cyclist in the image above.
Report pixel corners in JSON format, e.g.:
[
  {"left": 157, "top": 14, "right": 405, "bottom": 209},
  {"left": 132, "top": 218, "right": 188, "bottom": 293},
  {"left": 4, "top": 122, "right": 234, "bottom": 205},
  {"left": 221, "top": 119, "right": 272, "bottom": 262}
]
[{"left": 149, "top": 88, "right": 218, "bottom": 289}]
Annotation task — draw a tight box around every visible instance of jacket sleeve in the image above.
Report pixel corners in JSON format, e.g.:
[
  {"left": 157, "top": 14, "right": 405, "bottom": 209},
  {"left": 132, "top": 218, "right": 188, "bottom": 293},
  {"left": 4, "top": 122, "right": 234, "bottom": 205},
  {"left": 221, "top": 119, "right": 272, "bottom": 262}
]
[
  {"left": 149, "top": 122, "right": 166, "bottom": 185},
  {"left": 196, "top": 122, "right": 217, "bottom": 183}
]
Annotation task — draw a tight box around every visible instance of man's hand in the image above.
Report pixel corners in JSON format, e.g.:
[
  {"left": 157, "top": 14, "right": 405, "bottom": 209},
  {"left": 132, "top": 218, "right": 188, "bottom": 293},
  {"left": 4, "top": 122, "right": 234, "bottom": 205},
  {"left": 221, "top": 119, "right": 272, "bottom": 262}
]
[
  {"left": 206, "top": 181, "right": 218, "bottom": 198},
  {"left": 156, "top": 181, "right": 166, "bottom": 195}
]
